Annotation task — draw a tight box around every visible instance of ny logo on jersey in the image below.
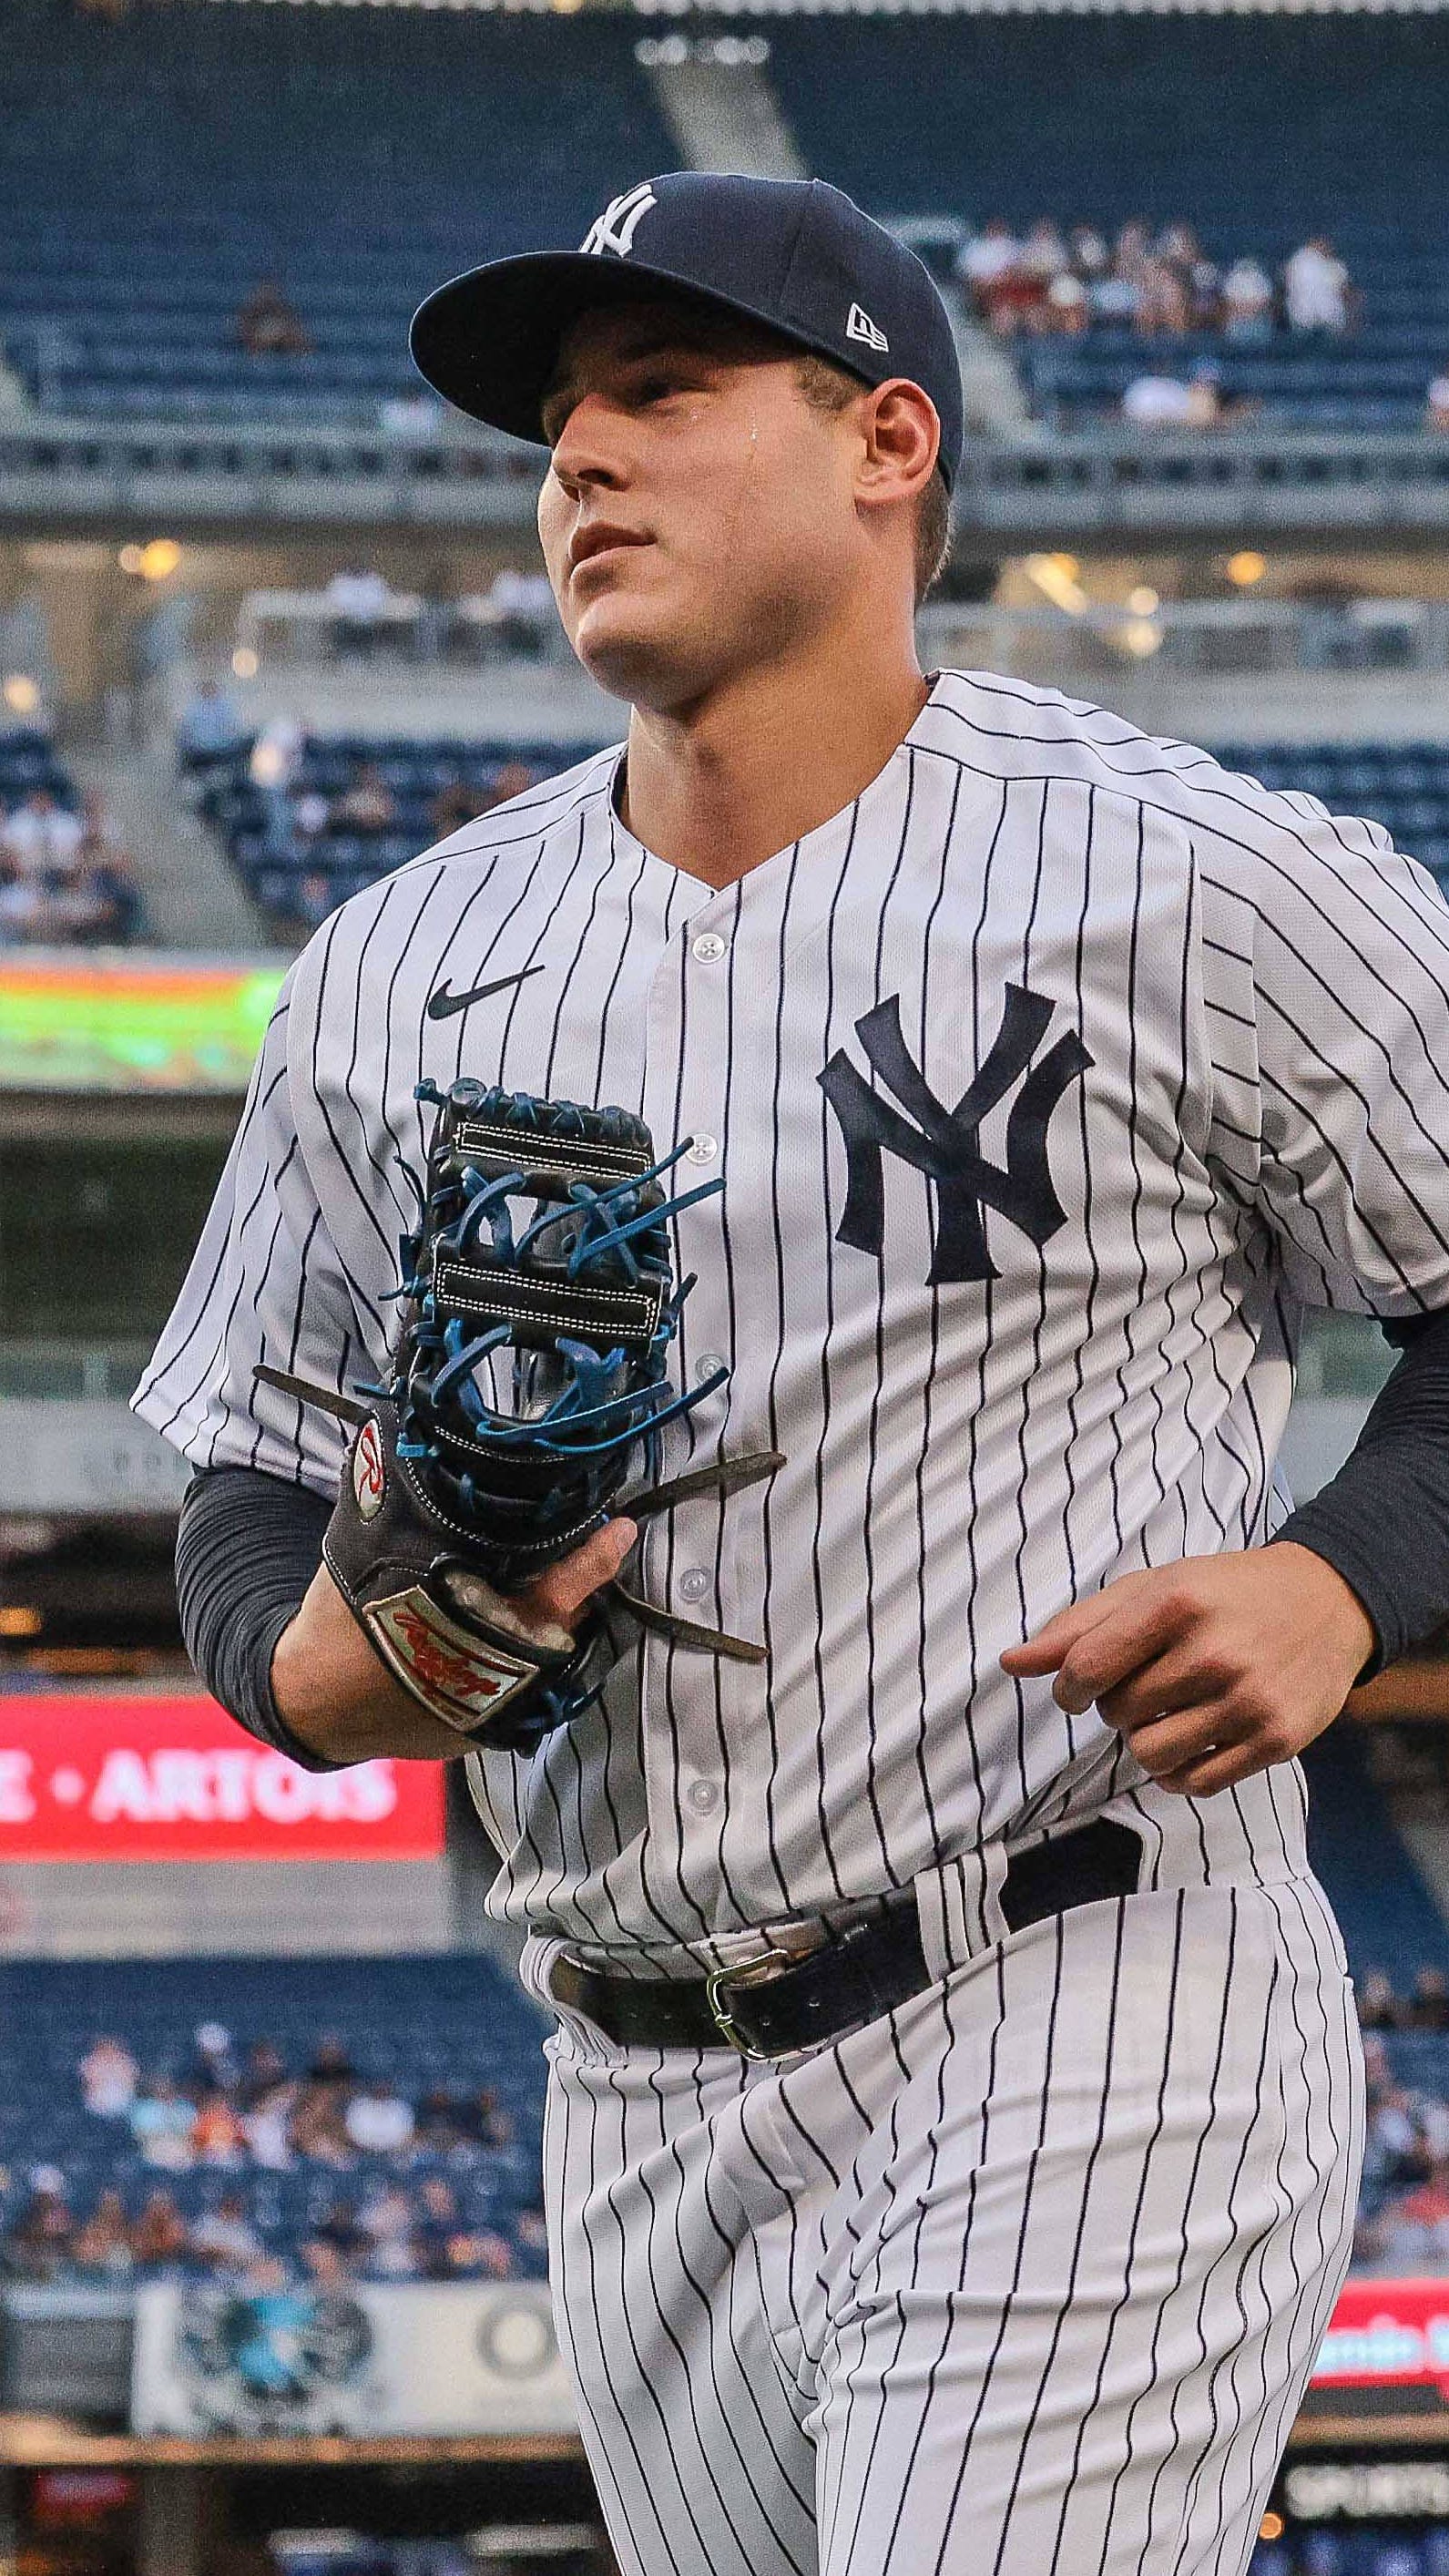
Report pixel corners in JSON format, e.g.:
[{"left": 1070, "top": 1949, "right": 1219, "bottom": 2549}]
[
  {"left": 819, "top": 985, "right": 1093, "bottom": 1285},
  {"left": 580, "top": 183, "right": 658, "bottom": 260}
]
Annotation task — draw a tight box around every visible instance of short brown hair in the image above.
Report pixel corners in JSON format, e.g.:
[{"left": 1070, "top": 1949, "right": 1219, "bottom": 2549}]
[{"left": 794, "top": 351, "right": 952, "bottom": 606}]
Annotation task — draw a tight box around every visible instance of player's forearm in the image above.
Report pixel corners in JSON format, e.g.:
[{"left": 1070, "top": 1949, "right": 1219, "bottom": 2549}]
[{"left": 270, "top": 1563, "right": 469, "bottom": 1763}]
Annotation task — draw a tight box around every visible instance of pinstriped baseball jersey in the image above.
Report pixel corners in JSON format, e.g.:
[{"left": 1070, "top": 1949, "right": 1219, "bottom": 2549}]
[{"left": 135, "top": 668, "right": 1449, "bottom": 1966}]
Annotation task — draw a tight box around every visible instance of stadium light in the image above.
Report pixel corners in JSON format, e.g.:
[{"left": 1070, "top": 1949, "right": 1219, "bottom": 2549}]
[
  {"left": 1227, "top": 550, "right": 1267, "bottom": 586},
  {"left": 2, "top": 675, "right": 38, "bottom": 716}
]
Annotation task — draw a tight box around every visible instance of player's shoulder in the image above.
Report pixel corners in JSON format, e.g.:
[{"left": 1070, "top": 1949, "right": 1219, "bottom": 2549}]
[{"left": 921, "top": 667, "right": 1363, "bottom": 854}]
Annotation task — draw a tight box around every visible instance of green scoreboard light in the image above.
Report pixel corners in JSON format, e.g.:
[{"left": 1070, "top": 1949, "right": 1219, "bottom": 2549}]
[{"left": 0, "top": 953, "right": 284, "bottom": 1092}]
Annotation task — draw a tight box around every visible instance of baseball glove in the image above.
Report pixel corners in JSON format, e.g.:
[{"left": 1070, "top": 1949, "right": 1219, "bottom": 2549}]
[{"left": 257, "top": 1078, "right": 780, "bottom": 1753}]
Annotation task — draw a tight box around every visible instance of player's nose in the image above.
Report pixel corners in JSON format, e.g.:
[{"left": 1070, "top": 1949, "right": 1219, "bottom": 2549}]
[{"left": 549, "top": 392, "right": 632, "bottom": 497}]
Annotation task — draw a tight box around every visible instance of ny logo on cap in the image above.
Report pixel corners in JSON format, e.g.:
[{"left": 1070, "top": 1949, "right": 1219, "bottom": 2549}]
[
  {"left": 846, "top": 302, "right": 889, "bottom": 354},
  {"left": 581, "top": 183, "right": 658, "bottom": 261}
]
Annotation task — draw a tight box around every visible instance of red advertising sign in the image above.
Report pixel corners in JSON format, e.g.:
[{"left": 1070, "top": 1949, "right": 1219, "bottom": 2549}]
[
  {"left": 1313, "top": 2276, "right": 1449, "bottom": 2395},
  {"left": 0, "top": 1697, "right": 444, "bottom": 1862}
]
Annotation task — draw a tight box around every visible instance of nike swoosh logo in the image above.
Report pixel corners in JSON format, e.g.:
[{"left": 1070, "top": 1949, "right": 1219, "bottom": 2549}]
[{"left": 426, "top": 966, "right": 545, "bottom": 1022}]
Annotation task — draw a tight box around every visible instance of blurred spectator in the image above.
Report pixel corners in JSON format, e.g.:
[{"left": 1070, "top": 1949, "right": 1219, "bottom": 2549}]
[
  {"left": 130, "top": 2075, "right": 196, "bottom": 2171},
  {"left": 1283, "top": 235, "right": 1355, "bottom": 334},
  {"left": 1121, "top": 363, "right": 1225, "bottom": 430},
  {"left": 1405, "top": 1965, "right": 1449, "bottom": 2029},
  {"left": 5, "top": 2172, "right": 75, "bottom": 2279},
  {"left": 71, "top": 2190, "right": 135, "bottom": 2282},
  {"left": 50, "top": 837, "right": 142, "bottom": 946},
  {"left": 1068, "top": 225, "right": 1109, "bottom": 287},
  {"left": 193, "top": 2021, "right": 241, "bottom": 2094},
  {"left": 1220, "top": 256, "right": 1276, "bottom": 342},
  {"left": 414, "top": 2085, "right": 467, "bottom": 2155},
  {"left": 332, "top": 762, "right": 397, "bottom": 834},
  {"left": 192, "top": 2087, "right": 247, "bottom": 2165},
  {"left": 345, "top": 2079, "right": 415, "bottom": 2156},
  {"left": 250, "top": 713, "right": 304, "bottom": 795},
  {"left": 326, "top": 567, "right": 392, "bottom": 661},
  {"left": 483, "top": 760, "right": 539, "bottom": 813},
  {"left": 955, "top": 220, "right": 1021, "bottom": 332},
  {"left": 291, "top": 2079, "right": 354, "bottom": 2165},
  {"left": 301, "top": 2239, "right": 354, "bottom": 2292},
  {"left": 177, "top": 679, "right": 249, "bottom": 779},
  {"left": 429, "top": 775, "right": 490, "bottom": 839},
  {"left": 360, "top": 2180, "right": 418, "bottom": 2279},
  {"left": 515, "top": 2203, "right": 548, "bottom": 2258},
  {"left": 80, "top": 2034, "right": 138, "bottom": 2119},
  {"left": 1357, "top": 1970, "right": 1403, "bottom": 2029},
  {"left": 310, "top": 2036, "right": 357, "bottom": 2085},
  {"left": 240, "top": 2038, "right": 288, "bottom": 2106},
  {"left": 241, "top": 2078, "right": 296, "bottom": 2170},
  {"left": 2, "top": 786, "right": 81, "bottom": 876},
  {"left": 132, "top": 2189, "right": 189, "bottom": 2270},
  {"left": 191, "top": 2192, "right": 261, "bottom": 2275},
  {"left": 311, "top": 2198, "right": 370, "bottom": 2271},
  {"left": 1428, "top": 369, "right": 1449, "bottom": 432},
  {"left": 1044, "top": 271, "right": 1088, "bottom": 336},
  {"left": 233, "top": 279, "right": 312, "bottom": 358}
]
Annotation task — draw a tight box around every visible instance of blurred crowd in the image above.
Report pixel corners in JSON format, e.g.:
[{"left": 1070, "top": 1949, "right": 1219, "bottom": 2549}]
[
  {"left": 1352, "top": 1974, "right": 1449, "bottom": 2274},
  {"left": 0, "top": 2020, "right": 546, "bottom": 2289},
  {"left": 0, "top": 782, "right": 141, "bottom": 946},
  {"left": 956, "top": 220, "right": 1357, "bottom": 342}
]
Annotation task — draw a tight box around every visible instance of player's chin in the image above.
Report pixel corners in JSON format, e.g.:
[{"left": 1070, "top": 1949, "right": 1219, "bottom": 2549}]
[{"left": 567, "top": 601, "right": 712, "bottom": 709}]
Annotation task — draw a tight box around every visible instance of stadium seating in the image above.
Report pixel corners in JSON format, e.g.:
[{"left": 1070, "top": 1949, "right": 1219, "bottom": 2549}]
[
  {"left": 770, "top": 16, "right": 1449, "bottom": 260},
  {"left": 0, "top": 9, "right": 673, "bottom": 425},
  {"left": 0, "top": 1953, "right": 549, "bottom": 2282},
  {"left": 199, "top": 735, "right": 595, "bottom": 929},
  {"left": 1303, "top": 1728, "right": 1449, "bottom": 1993},
  {"left": 1210, "top": 742, "right": 1449, "bottom": 892}
]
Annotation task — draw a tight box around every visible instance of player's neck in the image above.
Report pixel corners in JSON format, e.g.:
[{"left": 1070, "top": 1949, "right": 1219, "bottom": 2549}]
[{"left": 617, "top": 628, "right": 931, "bottom": 890}]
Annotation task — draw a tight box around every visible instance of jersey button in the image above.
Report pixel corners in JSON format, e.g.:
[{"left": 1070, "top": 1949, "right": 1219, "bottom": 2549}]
[
  {"left": 695, "top": 1353, "right": 728, "bottom": 1384},
  {"left": 687, "top": 1134, "right": 719, "bottom": 1164},
  {"left": 690, "top": 931, "right": 728, "bottom": 964},
  {"left": 686, "top": 1777, "right": 719, "bottom": 1815},
  {"left": 679, "top": 1569, "right": 711, "bottom": 1602}
]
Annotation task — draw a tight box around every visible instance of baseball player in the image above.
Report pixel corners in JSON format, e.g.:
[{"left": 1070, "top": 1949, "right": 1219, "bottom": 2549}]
[{"left": 137, "top": 175, "right": 1449, "bottom": 2575}]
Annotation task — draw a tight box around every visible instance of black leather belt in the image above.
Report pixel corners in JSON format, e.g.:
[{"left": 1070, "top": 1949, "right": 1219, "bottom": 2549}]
[{"left": 548, "top": 1816, "right": 1143, "bottom": 2061}]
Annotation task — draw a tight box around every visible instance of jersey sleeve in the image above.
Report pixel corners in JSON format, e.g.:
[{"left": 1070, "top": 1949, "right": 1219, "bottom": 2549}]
[
  {"left": 130, "top": 966, "right": 358, "bottom": 1495},
  {"left": 1199, "top": 783, "right": 1449, "bottom": 1316}
]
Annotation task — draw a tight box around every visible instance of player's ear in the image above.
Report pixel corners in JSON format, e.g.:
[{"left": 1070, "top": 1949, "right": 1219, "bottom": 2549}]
[{"left": 856, "top": 380, "right": 940, "bottom": 515}]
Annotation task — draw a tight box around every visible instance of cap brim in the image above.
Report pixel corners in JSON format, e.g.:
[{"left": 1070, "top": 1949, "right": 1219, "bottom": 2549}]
[{"left": 410, "top": 251, "right": 840, "bottom": 445}]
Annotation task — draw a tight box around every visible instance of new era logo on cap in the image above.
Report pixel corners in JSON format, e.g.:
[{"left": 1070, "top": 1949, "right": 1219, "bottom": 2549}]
[
  {"left": 580, "top": 183, "right": 658, "bottom": 261},
  {"left": 846, "top": 302, "right": 889, "bottom": 355}
]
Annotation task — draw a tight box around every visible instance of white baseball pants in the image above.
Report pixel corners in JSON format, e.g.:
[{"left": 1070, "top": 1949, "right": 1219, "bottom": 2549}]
[{"left": 533, "top": 1827, "right": 1362, "bottom": 2576}]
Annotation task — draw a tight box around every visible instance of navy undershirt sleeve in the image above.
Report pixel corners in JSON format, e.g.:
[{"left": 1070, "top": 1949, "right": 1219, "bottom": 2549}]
[
  {"left": 174, "top": 1467, "right": 344, "bottom": 1771},
  {"left": 1276, "top": 1307, "right": 1449, "bottom": 1675}
]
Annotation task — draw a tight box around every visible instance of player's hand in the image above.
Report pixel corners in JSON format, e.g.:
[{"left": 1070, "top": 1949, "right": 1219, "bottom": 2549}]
[
  {"left": 270, "top": 1518, "right": 637, "bottom": 1765},
  {"left": 999, "top": 1544, "right": 1375, "bottom": 1798}
]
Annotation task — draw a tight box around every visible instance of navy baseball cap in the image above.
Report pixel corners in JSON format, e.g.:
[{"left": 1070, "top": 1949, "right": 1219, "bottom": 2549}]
[{"left": 409, "top": 172, "right": 964, "bottom": 493}]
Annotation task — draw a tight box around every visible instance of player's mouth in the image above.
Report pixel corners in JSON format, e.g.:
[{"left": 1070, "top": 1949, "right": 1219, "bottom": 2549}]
[{"left": 568, "top": 523, "right": 652, "bottom": 581}]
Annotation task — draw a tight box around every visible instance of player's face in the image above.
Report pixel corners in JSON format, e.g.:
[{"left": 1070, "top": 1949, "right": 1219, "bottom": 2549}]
[{"left": 536, "top": 302, "right": 867, "bottom": 710}]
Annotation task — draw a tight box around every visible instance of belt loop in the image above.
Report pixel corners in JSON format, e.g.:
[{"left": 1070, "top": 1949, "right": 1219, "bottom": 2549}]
[{"left": 914, "top": 1842, "right": 1012, "bottom": 1979}]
